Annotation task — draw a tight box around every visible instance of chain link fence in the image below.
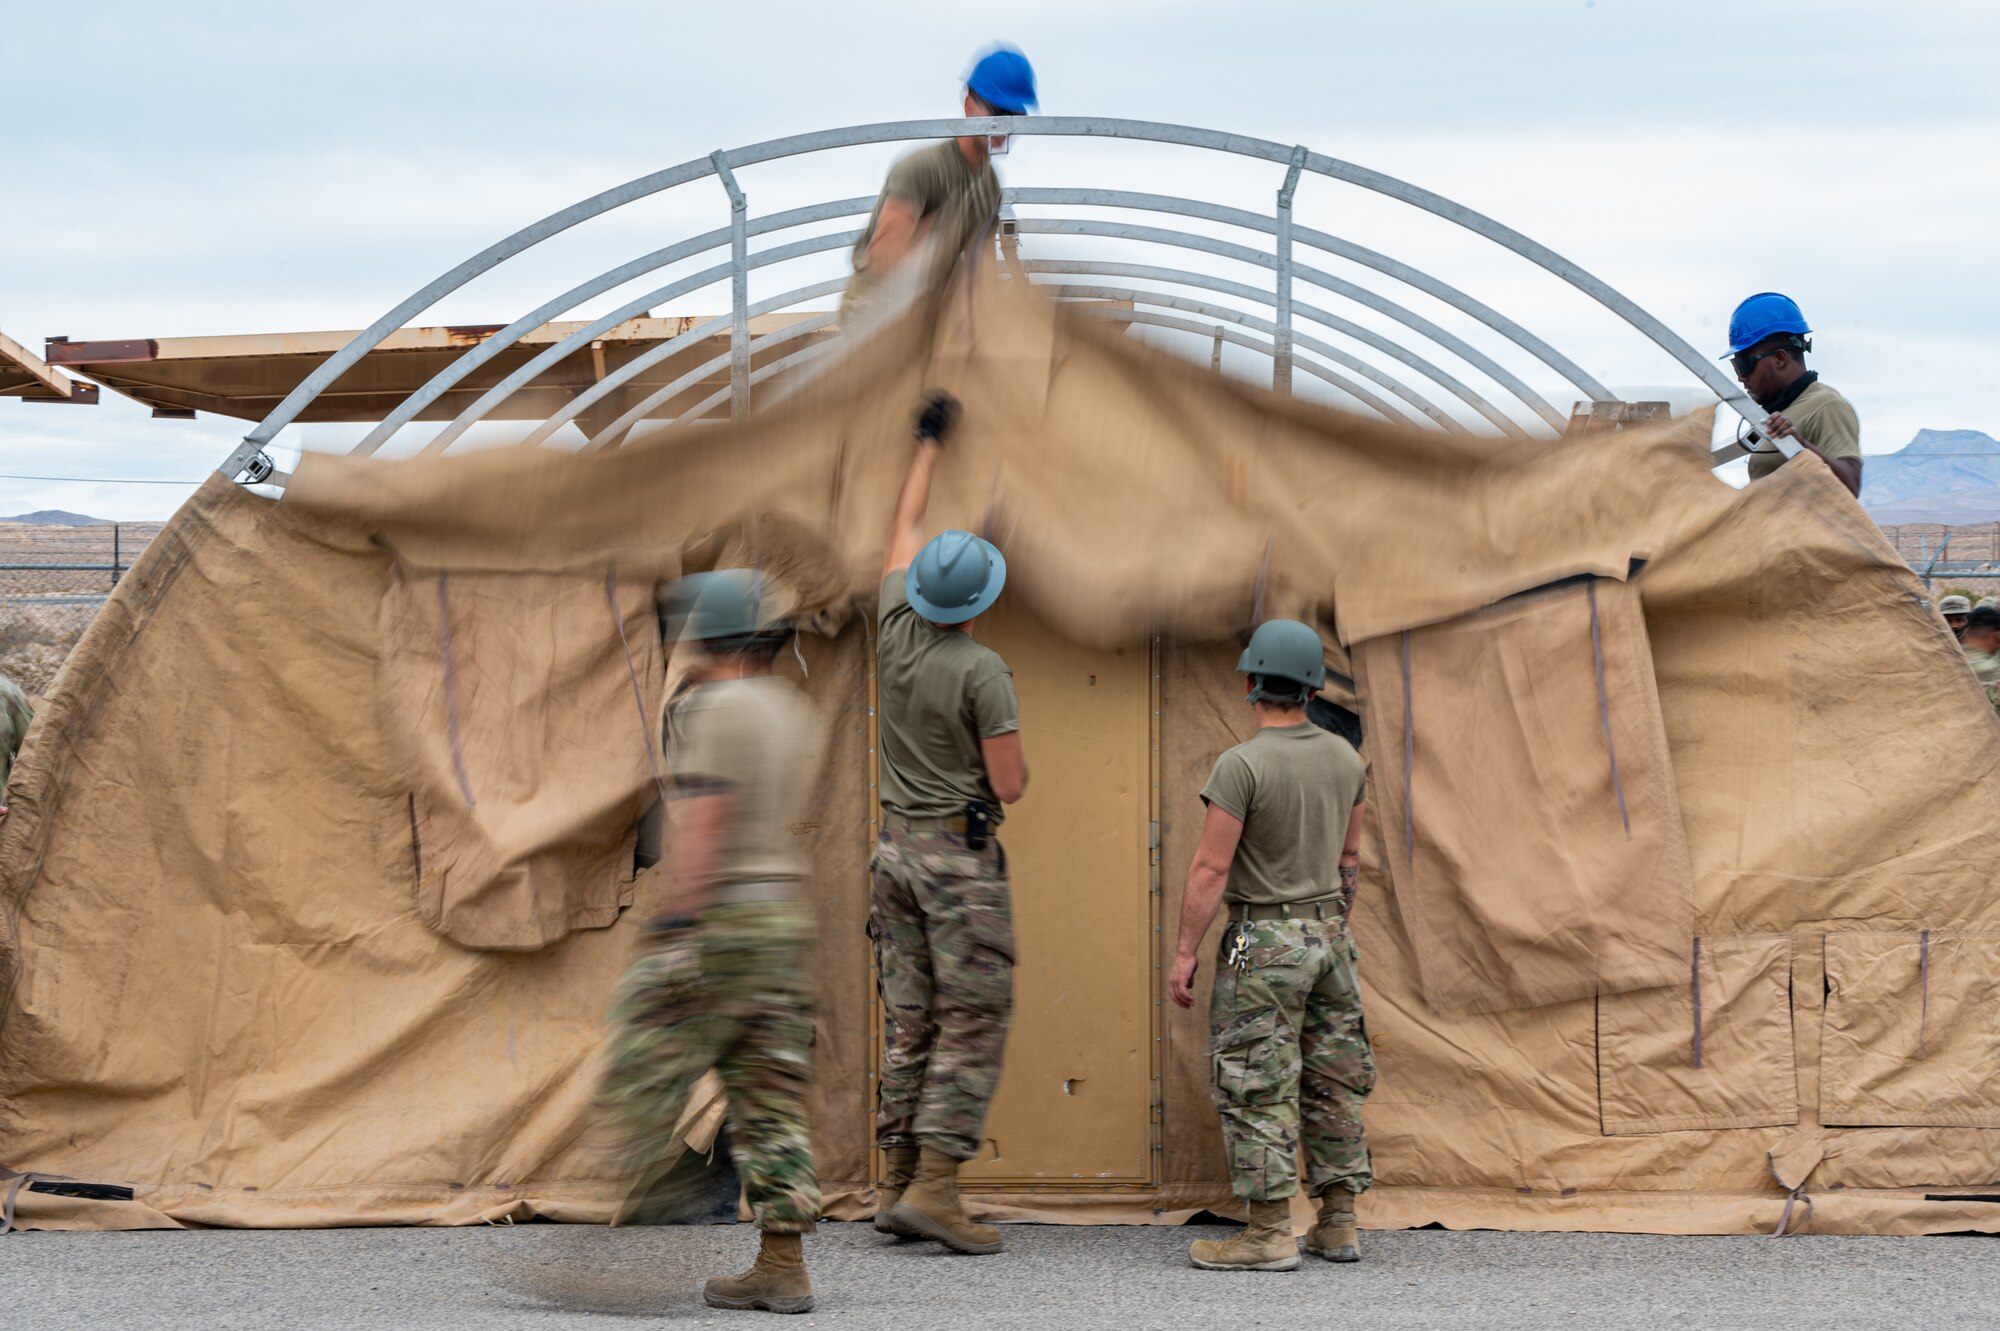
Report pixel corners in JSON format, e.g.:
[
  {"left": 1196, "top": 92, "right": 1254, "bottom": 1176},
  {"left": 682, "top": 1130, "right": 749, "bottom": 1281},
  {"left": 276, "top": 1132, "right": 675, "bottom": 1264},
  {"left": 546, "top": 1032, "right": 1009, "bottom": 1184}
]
[{"left": 0, "top": 523, "right": 160, "bottom": 699}]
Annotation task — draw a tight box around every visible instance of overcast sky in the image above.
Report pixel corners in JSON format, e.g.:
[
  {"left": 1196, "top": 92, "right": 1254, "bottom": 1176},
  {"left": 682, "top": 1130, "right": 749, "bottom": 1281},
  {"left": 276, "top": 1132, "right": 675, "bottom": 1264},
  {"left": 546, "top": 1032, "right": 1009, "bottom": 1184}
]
[{"left": 3, "top": 0, "right": 1997, "bottom": 520}]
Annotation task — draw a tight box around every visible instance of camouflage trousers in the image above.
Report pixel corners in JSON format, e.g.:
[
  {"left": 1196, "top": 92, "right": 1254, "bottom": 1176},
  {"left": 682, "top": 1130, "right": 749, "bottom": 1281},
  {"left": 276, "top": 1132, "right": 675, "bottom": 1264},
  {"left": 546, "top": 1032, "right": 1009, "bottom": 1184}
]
[
  {"left": 593, "top": 900, "right": 820, "bottom": 1232},
  {"left": 1209, "top": 915, "right": 1376, "bottom": 1201},
  {"left": 869, "top": 827, "right": 1016, "bottom": 1160}
]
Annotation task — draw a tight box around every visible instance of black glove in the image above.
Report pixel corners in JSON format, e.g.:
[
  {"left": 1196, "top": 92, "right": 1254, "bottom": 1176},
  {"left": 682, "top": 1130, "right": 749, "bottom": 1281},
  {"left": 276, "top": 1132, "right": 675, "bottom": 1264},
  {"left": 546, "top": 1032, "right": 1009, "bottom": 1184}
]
[{"left": 915, "top": 391, "right": 960, "bottom": 445}]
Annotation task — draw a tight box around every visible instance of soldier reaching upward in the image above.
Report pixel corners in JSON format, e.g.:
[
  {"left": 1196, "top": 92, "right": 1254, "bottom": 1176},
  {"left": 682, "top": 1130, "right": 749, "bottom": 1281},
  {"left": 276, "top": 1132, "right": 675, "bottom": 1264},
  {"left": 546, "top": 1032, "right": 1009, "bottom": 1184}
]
[{"left": 869, "top": 392, "right": 1028, "bottom": 1255}]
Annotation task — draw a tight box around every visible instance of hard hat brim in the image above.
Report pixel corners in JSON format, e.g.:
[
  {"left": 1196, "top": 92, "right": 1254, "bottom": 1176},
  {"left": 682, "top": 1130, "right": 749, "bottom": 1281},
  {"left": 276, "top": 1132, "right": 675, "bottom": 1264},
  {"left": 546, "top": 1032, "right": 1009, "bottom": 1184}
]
[
  {"left": 905, "top": 542, "right": 1007, "bottom": 625},
  {"left": 968, "top": 83, "right": 1036, "bottom": 114}
]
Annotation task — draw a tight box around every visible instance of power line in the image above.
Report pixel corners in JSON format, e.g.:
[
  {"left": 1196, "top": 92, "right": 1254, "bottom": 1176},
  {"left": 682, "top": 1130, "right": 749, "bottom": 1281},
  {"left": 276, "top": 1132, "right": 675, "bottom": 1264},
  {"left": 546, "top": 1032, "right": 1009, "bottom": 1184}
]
[{"left": 0, "top": 473, "right": 205, "bottom": 485}]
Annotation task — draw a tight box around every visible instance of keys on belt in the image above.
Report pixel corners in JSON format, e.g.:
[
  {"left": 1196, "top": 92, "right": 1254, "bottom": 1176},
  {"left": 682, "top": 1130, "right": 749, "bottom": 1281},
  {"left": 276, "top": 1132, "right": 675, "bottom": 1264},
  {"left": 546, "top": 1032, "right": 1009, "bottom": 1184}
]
[{"left": 1224, "top": 921, "right": 1252, "bottom": 973}]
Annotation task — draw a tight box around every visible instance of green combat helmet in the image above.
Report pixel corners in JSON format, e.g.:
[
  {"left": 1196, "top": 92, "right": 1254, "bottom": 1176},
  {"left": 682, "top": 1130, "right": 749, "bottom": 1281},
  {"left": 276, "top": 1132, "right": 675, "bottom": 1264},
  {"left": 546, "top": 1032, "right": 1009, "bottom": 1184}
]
[
  {"left": 663, "top": 569, "right": 792, "bottom": 647},
  {"left": 1237, "top": 618, "right": 1325, "bottom": 704}
]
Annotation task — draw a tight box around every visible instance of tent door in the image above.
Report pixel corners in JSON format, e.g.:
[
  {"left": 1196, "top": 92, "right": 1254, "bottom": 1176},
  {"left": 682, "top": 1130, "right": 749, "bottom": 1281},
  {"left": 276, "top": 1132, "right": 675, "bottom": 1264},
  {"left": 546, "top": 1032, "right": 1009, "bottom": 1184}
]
[{"left": 869, "top": 603, "right": 1161, "bottom": 1188}]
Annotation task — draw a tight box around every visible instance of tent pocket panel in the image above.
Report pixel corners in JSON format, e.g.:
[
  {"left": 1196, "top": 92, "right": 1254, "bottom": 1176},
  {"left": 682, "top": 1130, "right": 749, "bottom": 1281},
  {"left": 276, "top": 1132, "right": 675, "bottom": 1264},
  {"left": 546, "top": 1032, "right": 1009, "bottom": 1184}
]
[
  {"left": 1354, "top": 577, "right": 1695, "bottom": 1017},
  {"left": 379, "top": 565, "right": 660, "bottom": 951},
  {"left": 1821, "top": 930, "right": 2000, "bottom": 1128},
  {"left": 1596, "top": 932, "right": 1796, "bottom": 1134}
]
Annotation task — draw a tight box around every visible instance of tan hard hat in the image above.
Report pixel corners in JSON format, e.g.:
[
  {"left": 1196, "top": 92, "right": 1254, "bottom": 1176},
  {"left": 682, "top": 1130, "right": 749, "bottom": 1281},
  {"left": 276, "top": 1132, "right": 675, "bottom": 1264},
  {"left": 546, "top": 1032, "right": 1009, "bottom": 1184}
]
[{"left": 1938, "top": 594, "right": 1972, "bottom": 615}]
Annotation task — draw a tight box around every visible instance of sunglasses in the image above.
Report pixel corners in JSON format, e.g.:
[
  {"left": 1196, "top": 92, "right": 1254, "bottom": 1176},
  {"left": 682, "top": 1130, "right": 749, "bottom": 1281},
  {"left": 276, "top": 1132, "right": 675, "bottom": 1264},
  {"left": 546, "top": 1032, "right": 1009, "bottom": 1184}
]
[{"left": 1730, "top": 348, "right": 1781, "bottom": 378}]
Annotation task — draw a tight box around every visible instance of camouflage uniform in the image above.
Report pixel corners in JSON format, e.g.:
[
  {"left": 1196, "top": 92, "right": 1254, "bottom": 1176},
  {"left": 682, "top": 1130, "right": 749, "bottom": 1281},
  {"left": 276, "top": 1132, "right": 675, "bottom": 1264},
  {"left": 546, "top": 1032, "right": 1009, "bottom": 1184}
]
[
  {"left": 1209, "top": 914, "right": 1375, "bottom": 1200},
  {"left": 594, "top": 900, "right": 820, "bottom": 1232},
  {"left": 869, "top": 827, "right": 1015, "bottom": 1160}
]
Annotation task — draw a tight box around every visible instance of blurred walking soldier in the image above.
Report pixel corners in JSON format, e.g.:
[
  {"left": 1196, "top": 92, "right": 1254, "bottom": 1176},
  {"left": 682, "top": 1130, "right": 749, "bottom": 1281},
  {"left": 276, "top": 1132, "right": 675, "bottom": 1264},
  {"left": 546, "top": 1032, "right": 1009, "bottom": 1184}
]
[
  {"left": 1169, "top": 620, "right": 1375, "bottom": 1271},
  {"left": 593, "top": 570, "right": 824, "bottom": 1315},
  {"left": 871, "top": 392, "right": 1029, "bottom": 1255}
]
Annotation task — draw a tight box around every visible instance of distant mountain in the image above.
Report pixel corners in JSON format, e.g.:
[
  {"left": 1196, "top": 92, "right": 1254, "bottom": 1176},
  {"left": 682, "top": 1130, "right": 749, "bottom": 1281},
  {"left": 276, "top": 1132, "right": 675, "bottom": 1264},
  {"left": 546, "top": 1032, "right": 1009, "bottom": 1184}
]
[
  {"left": 0, "top": 509, "right": 111, "bottom": 526},
  {"left": 1861, "top": 429, "right": 2000, "bottom": 524}
]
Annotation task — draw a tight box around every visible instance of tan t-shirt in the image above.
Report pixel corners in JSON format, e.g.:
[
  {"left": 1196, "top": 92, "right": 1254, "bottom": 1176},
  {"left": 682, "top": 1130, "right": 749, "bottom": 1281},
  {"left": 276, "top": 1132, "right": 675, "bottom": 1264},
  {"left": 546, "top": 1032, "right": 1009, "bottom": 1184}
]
[
  {"left": 847, "top": 141, "right": 1001, "bottom": 299},
  {"left": 1201, "top": 722, "right": 1367, "bottom": 906},
  {"left": 876, "top": 573, "right": 1019, "bottom": 823},
  {"left": 1746, "top": 378, "right": 1861, "bottom": 482},
  {"left": 666, "top": 675, "right": 823, "bottom": 886}
]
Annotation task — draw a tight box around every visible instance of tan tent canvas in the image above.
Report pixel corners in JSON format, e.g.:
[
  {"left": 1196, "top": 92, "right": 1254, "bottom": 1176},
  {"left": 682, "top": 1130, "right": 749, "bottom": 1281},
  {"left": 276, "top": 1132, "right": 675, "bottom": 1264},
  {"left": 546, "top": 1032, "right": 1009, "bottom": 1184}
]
[{"left": 5, "top": 262, "right": 2000, "bottom": 1236}]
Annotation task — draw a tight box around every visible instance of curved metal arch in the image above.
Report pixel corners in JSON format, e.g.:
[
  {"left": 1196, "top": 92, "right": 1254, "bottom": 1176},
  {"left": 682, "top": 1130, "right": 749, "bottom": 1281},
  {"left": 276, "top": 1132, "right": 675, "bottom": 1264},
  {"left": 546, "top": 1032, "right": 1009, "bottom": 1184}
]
[
  {"left": 360, "top": 197, "right": 874, "bottom": 457},
  {"left": 1078, "top": 310, "right": 1409, "bottom": 423},
  {"left": 517, "top": 275, "right": 851, "bottom": 450},
  {"left": 1015, "top": 213, "right": 1600, "bottom": 417},
  {"left": 656, "top": 315, "right": 844, "bottom": 429},
  {"left": 433, "top": 202, "right": 1528, "bottom": 452},
  {"left": 1038, "top": 282, "right": 1459, "bottom": 431},
  {"left": 376, "top": 181, "right": 1564, "bottom": 457},
  {"left": 675, "top": 304, "right": 1415, "bottom": 430},
  {"left": 1009, "top": 188, "right": 1579, "bottom": 427},
  {"left": 433, "top": 238, "right": 858, "bottom": 454},
  {"left": 1025, "top": 260, "right": 1519, "bottom": 436},
  {"left": 231, "top": 115, "right": 1759, "bottom": 482},
  {"left": 409, "top": 183, "right": 1559, "bottom": 455}
]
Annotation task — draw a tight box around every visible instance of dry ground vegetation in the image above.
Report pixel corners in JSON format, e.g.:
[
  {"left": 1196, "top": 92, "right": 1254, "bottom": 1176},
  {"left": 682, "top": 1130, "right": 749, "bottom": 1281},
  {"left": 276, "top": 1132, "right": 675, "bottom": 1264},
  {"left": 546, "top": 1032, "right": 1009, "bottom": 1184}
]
[{"left": 0, "top": 522, "right": 161, "bottom": 699}]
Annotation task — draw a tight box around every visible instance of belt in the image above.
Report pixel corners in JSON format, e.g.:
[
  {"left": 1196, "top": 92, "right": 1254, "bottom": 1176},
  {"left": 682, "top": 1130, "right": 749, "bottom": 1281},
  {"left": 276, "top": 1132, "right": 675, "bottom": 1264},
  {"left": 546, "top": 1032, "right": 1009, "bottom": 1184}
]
[
  {"left": 884, "top": 813, "right": 969, "bottom": 837},
  {"left": 1230, "top": 899, "right": 1342, "bottom": 922},
  {"left": 709, "top": 880, "right": 802, "bottom": 906}
]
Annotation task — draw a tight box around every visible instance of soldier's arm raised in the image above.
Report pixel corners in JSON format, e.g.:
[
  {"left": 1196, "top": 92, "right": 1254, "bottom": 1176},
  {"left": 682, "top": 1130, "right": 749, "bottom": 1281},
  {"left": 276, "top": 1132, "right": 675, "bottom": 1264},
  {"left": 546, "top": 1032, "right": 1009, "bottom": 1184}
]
[{"left": 883, "top": 394, "right": 959, "bottom": 577}]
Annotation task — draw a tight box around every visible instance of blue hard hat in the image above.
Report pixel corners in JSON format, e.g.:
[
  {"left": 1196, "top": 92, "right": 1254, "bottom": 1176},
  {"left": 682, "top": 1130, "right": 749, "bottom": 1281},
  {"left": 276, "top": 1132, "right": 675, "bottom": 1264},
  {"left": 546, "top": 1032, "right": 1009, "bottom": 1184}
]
[
  {"left": 907, "top": 530, "right": 1007, "bottom": 624},
  {"left": 967, "top": 44, "right": 1038, "bottom": 114},
  {"left": 1722, "top": 292, "right": 1811, "bottom": 357}
]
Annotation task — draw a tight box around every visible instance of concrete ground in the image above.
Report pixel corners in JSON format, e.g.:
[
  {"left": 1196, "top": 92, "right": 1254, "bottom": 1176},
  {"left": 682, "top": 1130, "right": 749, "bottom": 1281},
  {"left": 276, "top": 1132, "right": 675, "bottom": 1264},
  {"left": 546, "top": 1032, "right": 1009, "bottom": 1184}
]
[{"left": 4, "top": 1220, "right": 1995, "bottom": 1330}]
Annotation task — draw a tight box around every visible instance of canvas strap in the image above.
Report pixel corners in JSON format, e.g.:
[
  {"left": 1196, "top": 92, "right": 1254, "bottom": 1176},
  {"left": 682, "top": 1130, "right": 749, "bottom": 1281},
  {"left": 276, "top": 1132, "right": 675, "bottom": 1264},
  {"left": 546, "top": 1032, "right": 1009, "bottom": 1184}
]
[
  {"left": 0, "top": 1166, "right": 70, "bottom": 1236},
  {"left": 1400, "top": 630, "right": 1416, "bottom": 867},
  {"left": 606, "top": 569, "right": 671, "bottom": 811},
  {"left": 435, "top": 572, "right": 477, "bottom": 807},
  {"left": 1918, "top": 929, "right": 1931, "bottom": 1060},
  {"left": 1690, "top": 936, "right": 1704, "bottom": 1071},
  {"left": 1766, "top": 1153, "right": 1814, "bottom": 1238},
  {"left": 1586, "top": 582, "right": 1632, "bottom": 840}
]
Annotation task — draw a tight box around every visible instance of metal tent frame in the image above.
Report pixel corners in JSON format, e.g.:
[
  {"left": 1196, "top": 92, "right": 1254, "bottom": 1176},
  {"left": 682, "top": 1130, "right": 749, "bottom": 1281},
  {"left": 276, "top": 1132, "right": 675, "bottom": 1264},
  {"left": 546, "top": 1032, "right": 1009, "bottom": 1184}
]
[{"left": 219, "top": 116, "right": 1780, "bottom": 486}]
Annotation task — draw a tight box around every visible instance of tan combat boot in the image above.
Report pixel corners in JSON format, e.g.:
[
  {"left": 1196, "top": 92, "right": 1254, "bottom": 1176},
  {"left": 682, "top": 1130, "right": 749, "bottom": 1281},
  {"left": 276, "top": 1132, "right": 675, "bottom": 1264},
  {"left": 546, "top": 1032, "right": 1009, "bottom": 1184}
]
[
  {"left": 874, "top": 1145, "right": 919, "bottom": 1237},
  {"left": 1303, "top": 1191, "right": 1361, "bottom": 1263},
  {"left": 702, "top": 1231, "right": 814, "bottom": 1314},
  {"left": 887, "top": 1146, "right": 1003, "bottom": 1254},
  {"left": 1187, "top": 1199, "right": 1301, "bottom": 1271}
]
